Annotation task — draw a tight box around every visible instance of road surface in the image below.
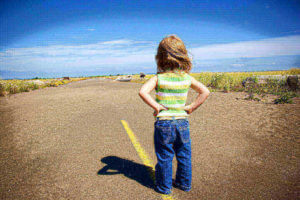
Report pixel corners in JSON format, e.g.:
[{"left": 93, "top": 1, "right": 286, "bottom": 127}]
[{"left": 0, "top": 78, "right": 299, "bottom": 199}]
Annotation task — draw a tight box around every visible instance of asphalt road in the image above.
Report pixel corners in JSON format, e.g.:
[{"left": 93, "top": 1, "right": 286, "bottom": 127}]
[{"left": 0, "top": 78, "right": 299, "bottom": 200}]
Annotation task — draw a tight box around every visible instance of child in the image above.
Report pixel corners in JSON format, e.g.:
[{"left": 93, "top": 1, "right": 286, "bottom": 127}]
[{"left": 139, "top": 35, "right": 210, "bottom": 194}]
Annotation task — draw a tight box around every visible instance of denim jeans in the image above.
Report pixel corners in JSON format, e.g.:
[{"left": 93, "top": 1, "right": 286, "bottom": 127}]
[{"left": 154, "top": 117, "right": 192, "bottom": 194}]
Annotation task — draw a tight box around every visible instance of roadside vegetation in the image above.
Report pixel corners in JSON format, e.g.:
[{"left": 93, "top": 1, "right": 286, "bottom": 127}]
[
  {"left": 0, "top": 77, "right": 89, "bottom": 97},
  {"left": 114, "top": 68, "right": 300, "bottom": 104}
]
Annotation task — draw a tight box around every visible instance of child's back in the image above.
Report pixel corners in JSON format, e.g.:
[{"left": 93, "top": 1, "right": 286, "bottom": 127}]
[{"left": 155, "top": 71, "right": 191, "bottom": 118}]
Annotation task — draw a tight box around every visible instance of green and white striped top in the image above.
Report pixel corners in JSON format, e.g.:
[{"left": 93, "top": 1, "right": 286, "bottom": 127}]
[{"left": 155, "top": 71, "right": 192, "bottom": 117}]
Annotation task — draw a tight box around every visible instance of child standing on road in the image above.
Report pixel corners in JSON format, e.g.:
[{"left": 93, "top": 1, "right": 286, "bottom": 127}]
[{"left": 139, "top": 35, "right": 210, "bottom": 194}]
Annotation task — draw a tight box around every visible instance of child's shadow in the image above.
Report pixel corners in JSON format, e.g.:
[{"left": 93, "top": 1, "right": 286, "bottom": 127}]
[{"left": 97, "top": 156, "right": 155, "bottom": 189}]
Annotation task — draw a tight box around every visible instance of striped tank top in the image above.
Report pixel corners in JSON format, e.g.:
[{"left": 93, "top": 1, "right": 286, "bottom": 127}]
[{"left": 155, "top": 72, "right": 192, "bottom": 117}]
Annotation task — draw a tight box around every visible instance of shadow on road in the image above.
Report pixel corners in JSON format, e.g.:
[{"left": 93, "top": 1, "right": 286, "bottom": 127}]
[{"left": 97, "top": 156, "right": 154, "bottom": 189}]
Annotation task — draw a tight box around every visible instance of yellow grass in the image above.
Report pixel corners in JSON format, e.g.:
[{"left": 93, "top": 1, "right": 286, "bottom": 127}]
[{"left": 0, "top": 77, "right": 89, "bottom": 96}]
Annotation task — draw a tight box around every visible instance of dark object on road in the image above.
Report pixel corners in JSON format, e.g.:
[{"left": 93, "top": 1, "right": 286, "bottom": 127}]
[
  {"left": 63, "top": 77, "right": 70, "bottom": 80},
  {"left": 287, "top": 75, "right": 299, "bottom": 91},
  {"left": 140, "top": 73, "right": 146, "bottom": 79}
]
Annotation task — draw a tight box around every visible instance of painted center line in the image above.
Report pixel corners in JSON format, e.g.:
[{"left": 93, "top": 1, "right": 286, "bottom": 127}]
[{"left": 121, "top": 120, "right": 175, "bottom": 200}]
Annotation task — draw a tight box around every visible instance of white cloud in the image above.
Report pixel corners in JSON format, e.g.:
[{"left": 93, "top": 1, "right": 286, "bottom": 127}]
[
  {"left": 0, "top": 39, "right": 156, "bottom": 71},
  {"left": 231, "top": 63, "right": 245, "bottom": 67},
  {"left": 190, "top": 35, "right": 300, "bottom": 60},
  {"left": 0, "top": 39, "right": 155, "bottom": 57},
  {"left": 101, "top": 39, "right": 133, "bottom": 45},
  {"left": 87, "top": 28, "right": 95, "bottom": 31}
]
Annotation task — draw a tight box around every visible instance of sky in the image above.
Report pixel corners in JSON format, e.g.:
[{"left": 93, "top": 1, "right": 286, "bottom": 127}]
[{"left": 0, "top": 0, "right": 300, "bottom": 79}]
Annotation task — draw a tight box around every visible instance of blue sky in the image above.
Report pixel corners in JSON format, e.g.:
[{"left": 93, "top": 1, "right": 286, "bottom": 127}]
[{"left": 0, "top": 0, "right": 300, "bottom": 79}]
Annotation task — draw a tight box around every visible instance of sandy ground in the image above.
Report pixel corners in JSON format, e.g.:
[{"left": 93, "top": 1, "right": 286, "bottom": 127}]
[{"left": 0, "top": 78, "right": 299, "bottom": 200}]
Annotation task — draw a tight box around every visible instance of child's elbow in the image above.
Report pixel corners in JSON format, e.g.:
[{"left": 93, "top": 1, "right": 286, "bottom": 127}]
[
  {"left": 138, "top": 90, "right": 144, "bottom": 98},
  {"left": 204, "top": 89, "right": 210, "bottom": 97}
]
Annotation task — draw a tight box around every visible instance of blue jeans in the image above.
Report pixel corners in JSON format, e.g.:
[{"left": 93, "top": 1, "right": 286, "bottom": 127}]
[{"left": 154, "top": 117, "right": 192, "bottom": 194}]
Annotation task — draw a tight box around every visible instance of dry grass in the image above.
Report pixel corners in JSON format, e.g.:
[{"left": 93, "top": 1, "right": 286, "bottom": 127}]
[{"left": 0, "top": 77, "right": 90, "bottom": 97}]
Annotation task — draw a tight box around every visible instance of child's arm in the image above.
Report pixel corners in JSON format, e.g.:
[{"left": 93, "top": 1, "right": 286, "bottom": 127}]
[
  {"left": 184, "top": 76, "right": 210, "bottom": 114},
  {"left": 139, "top": 76, "right": 167, "bottom": 116}
]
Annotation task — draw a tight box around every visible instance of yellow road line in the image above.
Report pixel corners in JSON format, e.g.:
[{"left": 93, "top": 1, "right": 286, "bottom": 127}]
[{"left": 121, "top": 120, "right": 175, "bottom": 200}]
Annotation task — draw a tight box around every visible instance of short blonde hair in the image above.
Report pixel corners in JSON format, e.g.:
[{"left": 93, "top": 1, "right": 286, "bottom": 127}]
[{"left": 155, "top": 35, "right": 192, "bottom": 73}]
